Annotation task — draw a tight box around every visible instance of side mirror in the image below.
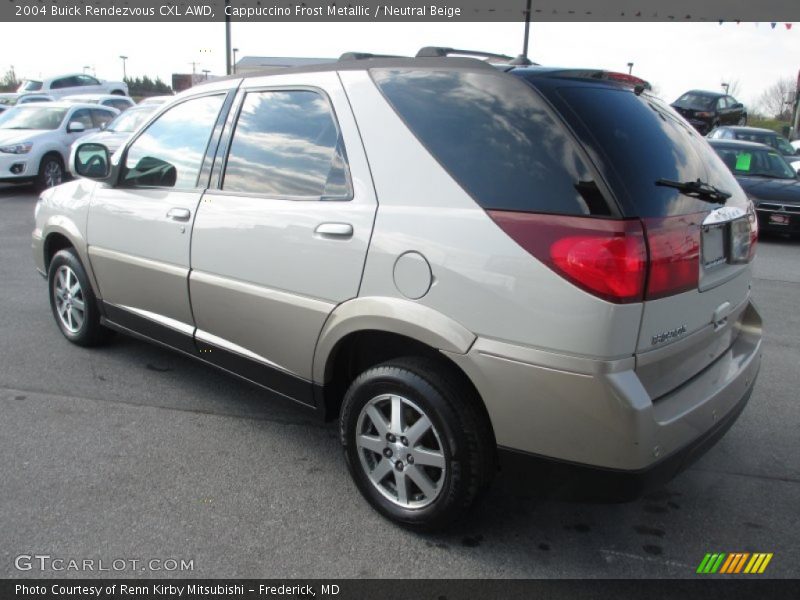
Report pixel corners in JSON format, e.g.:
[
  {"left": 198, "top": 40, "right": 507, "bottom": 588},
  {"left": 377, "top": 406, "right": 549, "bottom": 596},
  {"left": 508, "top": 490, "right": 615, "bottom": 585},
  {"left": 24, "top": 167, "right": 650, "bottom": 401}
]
[
  {"left": 74, "top": 143, "right": 110, "bottom": 179},
  {"left": 67, "top": 121, "right": 86, "bottom": 134}
]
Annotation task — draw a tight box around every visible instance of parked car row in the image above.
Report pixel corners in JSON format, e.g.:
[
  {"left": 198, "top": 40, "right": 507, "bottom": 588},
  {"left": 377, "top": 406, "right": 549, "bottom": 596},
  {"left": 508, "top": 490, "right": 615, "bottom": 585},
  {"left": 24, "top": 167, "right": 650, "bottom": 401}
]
[{"left": 0, "top": 70, "right": 177, "bottom": 188}]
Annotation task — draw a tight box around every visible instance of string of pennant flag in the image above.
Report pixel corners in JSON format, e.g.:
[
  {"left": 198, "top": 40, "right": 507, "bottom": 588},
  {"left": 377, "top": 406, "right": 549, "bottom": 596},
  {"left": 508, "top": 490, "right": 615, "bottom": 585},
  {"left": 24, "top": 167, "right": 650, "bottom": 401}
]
[{"left": 719, "top": 21, "right": 794, "bottom": 29}]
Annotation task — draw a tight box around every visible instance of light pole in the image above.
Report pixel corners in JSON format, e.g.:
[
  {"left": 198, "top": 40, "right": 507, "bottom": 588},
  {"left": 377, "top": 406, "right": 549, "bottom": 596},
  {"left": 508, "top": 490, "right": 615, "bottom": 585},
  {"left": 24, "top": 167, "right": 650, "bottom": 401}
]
[
  {"left": 225, "top": 0, "right": 232, "bottom": 75},
  {"left": 202, "top": 69, "right": 210, "bottom": 81},
  {"left": 627, "top": 62, "right": 634, "bottom": 75},
  {"left": 232, "top": 48, "right": 239, "bottom": 74},
  {"left": 721, "top": 82, "right": 730, "bottom": 94},
  {"left": 119, "top": 55, "right": 128, "bottom": 80},
  {"left": 83, "top": 66, "right": 91, "bottom": 74}
]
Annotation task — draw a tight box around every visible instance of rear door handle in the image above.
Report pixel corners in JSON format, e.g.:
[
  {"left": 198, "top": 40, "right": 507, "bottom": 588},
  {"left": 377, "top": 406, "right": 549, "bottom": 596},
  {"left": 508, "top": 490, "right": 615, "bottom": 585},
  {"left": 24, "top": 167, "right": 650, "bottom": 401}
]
[
  {"left": 167, "top": 207, "right": 191, "bottom": 222},
  {"left": 314, "top": 223, "right": 353, "bottom": 239}
]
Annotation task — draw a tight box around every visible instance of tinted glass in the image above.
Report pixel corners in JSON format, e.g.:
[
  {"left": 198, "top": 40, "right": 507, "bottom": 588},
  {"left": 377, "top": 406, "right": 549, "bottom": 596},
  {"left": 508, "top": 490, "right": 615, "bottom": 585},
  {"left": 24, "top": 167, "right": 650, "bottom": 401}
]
[
  {"left": 51, "top": 77, "right": 77, "bottom": 90},
  {"left": 223, "top": 90, "right": 350, "bottom": 198},
  {"left": 77, "top": 75, "right": 99, "bottom": 86},
  {"left": 91, "top": 109, "right": 115, "bottom": 129},
  {"left": 713, "top": 145, "right": 796, "bottom": 179},
  {"left": 373, "top": 69, "right": 612, "bottom": 216},
  {"left": 540, "top": 84, "right": 745, "bottom": 217},
  {"left": 0, "top": 106, "right": 67, "bottom": 130},
  {"left": 123, "top": 94, "right": 224, "bottom": 189},
  {"left": 70, "top": 109, "right": 93, "bottom": 129},
  {"left": 20, "top": 80, "right": 42, "bottom": 92},
  {"left": 674, "top": 92, "right": 716, "bottom": 110},
  {"left": 107, "top": 99, "right": 132, "bottom": 112}
]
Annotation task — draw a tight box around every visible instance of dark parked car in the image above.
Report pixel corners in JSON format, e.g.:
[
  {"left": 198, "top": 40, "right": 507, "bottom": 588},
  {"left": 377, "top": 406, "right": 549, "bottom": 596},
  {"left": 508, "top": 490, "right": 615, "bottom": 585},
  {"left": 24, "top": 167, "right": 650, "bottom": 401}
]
[
  {"left": 671, "top": 90, "right": 747, "bottom": 134},
  {"left": 710, "top": 139, "right": 800, "bottom": 235},
  {"left": 708, "top": 126, "right": 800, "bottom": 167}
]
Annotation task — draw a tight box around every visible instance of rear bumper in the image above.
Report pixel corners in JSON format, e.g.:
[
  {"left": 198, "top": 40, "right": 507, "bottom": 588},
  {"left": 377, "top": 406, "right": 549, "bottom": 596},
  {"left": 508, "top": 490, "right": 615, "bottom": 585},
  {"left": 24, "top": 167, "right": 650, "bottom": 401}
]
[
  {"left": 497, "top": 375, "right": 755, "bottom": 499},
  {"left": 445, "top": 300, "right": 762, "bottom": 474}
]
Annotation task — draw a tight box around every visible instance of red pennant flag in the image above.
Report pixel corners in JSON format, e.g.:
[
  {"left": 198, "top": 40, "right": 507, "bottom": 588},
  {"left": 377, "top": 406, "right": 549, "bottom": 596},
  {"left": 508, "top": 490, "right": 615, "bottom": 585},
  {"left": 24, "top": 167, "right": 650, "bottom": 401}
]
[{"left": 786, "top": 23, "right": 793, "bottom": 30}]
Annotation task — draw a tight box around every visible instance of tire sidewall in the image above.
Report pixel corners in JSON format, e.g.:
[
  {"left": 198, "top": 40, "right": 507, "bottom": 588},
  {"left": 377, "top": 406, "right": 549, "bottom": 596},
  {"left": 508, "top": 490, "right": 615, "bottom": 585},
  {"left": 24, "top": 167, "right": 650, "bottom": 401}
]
[
  {"left": 48, "top": 250, "right": 98, "bottom": 344},
  {"left": 341, "top": 367, "right": 468, "bottom": 528}
]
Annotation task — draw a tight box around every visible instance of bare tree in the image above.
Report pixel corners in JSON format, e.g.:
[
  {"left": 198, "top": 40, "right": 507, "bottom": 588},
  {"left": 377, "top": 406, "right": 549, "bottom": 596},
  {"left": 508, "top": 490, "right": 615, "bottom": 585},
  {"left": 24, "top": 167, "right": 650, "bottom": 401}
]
[
  {"left": 0, "top": 66, "right": 20, "bottom": 93},
  {"left": 757, "top": 77, "right": 795, "bottom": 120}
]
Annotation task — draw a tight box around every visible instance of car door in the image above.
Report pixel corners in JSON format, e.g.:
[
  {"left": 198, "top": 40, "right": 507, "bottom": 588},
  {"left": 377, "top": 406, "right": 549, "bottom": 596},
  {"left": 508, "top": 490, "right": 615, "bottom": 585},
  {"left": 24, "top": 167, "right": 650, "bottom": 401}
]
[
  {"left": 60, "top": 108, "right": 95, "bottom": 155},
  {"left": 716, "top": 97, "right": 729, "bottom": 124},
  {"left": 189, "top": 72, "right": 377, "bottom": 406},
  {"left": 86, "top": 92, "right": 229, "bottom": 352}
]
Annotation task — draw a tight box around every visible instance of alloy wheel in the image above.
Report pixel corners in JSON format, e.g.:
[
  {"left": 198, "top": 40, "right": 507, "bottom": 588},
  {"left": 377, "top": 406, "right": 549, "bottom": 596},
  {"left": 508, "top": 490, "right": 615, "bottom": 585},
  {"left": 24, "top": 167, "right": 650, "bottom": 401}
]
[
  {"left": 356, "top": 393, "right": 447, "bottom": 509},
  {"left": 53, "top": 265, "right": 85, "bottom": 333}
]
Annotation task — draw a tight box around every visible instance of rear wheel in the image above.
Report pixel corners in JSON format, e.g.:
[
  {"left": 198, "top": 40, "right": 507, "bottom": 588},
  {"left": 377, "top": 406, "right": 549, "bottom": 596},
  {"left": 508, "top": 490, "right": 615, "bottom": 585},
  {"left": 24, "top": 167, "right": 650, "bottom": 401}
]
[
  {"left": 48, "top": 249, "right": 113, "bottom": 346},
  {"left": 340, "top": 357, "right": 495, "bottom": 531}
]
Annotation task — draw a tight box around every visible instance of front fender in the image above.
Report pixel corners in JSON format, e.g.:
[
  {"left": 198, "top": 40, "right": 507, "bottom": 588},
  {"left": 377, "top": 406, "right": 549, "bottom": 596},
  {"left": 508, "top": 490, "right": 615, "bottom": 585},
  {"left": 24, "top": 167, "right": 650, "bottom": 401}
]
[{"left": 312, "top": 296, "right": 476, "bottom": 383}]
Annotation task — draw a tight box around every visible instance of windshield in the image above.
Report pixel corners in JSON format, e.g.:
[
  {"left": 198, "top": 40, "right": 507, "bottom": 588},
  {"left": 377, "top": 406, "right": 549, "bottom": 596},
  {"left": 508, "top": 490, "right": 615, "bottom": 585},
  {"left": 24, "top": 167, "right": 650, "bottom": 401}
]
[
  {"left": 107, "top": 107, "right": 154, "bottom": 133},
  {"left": 714, "top": 146, "right": 797, "bottom": 179},
  {"left": 0, "top": 106, "right": 67, "bottom": 130},
  {"left": 18, "top": 80, "right": 43, "bottom": 92},
  {"left": 673, "top": 92, "right": 716, "bottom": 110}
]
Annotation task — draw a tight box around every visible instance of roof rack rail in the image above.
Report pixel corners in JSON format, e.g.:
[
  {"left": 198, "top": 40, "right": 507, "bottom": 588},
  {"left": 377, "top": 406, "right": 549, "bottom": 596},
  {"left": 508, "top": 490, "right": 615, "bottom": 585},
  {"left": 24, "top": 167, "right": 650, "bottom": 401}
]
[
  {"left": 339, "top": 52, "right": 406, "bottom": 61},
  {"left": 415, "top": 47, "right": 514, "bottom": 61}
]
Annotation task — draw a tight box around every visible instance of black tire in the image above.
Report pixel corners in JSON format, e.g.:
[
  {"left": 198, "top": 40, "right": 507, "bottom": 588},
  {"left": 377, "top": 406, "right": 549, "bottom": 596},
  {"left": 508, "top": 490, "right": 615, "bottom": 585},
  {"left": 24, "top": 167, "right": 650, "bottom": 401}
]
[
  {"left": 110, "top": 89, "right": 126, "bottom": 96},
  {"left": 48, "top": 248, "right": 113, "bottom": 346},
  {"left": 738, "top": 115, "right": 747, "bottom": 126},
  {"left": 340, "top": 357, "right": 495, "bottom": 531},
  {"left": 36, "top": 153, "right": 64, "bottom": 191}
]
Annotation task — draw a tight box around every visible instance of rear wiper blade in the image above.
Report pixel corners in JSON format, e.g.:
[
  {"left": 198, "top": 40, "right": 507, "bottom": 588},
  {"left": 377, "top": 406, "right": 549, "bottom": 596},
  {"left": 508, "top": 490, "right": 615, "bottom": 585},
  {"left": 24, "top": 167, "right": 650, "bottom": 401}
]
[{"left": 655, "top": 178, "right": 731, "bottom": 204}]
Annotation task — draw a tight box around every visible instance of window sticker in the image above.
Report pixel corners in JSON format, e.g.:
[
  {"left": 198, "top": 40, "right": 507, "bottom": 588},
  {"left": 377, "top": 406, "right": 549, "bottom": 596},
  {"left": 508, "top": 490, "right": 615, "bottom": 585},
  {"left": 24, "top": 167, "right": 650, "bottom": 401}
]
[{"left": 735, "top": 153, "right": 752, "bottom": 171}]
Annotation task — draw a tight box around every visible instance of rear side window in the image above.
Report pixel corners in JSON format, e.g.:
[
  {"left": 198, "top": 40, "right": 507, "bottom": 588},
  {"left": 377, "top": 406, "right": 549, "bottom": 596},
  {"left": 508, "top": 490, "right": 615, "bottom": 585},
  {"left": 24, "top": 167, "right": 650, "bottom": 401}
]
[
  {"left": 372, "top": 69, "right": 613, "bottom": 216},
  {"left": 536, "top": 84, "right": 746, "bottom": 217},
  {"left": 222, "top": 90, "right": 351, "bottom": 199}
]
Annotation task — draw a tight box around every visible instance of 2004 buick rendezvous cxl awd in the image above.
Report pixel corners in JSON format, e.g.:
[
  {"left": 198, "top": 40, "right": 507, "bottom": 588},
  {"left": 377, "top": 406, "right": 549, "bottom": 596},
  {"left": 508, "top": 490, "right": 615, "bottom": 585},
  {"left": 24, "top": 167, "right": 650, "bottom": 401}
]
[{"left": 32, "top": 49, "right": 762, "bottom": 530}]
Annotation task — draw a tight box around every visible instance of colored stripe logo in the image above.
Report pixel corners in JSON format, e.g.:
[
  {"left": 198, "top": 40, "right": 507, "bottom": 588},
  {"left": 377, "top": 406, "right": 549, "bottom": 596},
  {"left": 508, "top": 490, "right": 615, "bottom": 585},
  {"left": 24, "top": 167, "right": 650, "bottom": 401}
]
[{"left": 697, "top": 553, "right": 773, "bottom": 574}]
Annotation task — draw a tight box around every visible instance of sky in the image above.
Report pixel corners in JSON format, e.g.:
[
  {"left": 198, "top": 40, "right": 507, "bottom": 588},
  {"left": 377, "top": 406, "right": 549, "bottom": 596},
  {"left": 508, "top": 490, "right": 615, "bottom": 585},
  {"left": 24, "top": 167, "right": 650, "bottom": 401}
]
[{"left": 0, "top": 21, "right": 797, "bottom": 109}]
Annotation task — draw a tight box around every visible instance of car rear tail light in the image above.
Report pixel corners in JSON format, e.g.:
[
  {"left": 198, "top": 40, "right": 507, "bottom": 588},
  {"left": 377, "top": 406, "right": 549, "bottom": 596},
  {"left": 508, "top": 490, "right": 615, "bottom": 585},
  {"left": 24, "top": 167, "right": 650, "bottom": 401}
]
[
  {"left": 603, "top": 72, "right": 652, "bottom": 90},
  {"left": 641, "top": 215, "right": 701, "bottom": 300},
  {"left": 487, "top": 211, "right": 715, "bottom": 304},
  {"left": 487, "top": 211, "right": 647, "bottom": 303}
]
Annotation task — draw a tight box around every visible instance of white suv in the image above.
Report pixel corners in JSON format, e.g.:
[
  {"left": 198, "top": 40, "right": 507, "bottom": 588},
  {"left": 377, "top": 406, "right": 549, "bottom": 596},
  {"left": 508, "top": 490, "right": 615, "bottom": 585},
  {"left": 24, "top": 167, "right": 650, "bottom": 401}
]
[
  {"left": 33, "top": 52, "right": 762, "bottom": 530},
  {"left": 0, "top": 102, "right": 118, "bottom": 189}
]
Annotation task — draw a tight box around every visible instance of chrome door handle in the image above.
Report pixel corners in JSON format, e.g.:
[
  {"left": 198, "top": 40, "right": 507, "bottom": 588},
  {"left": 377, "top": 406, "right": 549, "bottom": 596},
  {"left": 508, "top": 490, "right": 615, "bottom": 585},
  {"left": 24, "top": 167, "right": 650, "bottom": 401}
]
[
  {"left": 314, "top": 223, "right": 353, "bottom": 239},
  {"left": 167, "top": 207, "right": 191, "bottom": 222}
]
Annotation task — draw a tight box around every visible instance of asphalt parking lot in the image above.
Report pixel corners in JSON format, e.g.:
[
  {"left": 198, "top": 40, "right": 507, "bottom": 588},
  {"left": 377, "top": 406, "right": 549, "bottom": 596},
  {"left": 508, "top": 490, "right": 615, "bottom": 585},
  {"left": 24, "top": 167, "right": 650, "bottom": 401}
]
[{"left": 1, "top": 184, "right": 798, "bottom": 579}]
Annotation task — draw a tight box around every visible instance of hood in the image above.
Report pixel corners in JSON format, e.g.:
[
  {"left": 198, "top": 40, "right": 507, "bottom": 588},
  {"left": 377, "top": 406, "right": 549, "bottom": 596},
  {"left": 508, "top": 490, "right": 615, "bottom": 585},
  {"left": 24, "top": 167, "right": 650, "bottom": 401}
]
[
  {"left": 73, "top": 130, "right": 130, "bottom": 154},
  {"left": 0, "top": 129, "right": 52, "bottom": 146},
  {"left": 738, "top": 176, "right": 800, "bottom": 204}
]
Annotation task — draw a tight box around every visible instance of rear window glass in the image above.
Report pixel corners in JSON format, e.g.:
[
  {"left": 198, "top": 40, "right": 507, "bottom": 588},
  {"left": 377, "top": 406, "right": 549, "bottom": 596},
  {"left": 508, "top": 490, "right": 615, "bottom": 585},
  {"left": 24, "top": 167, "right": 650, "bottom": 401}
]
[
  {"left": 536, "top": 84, "right": 745, "bottom": 217},
  {"left": 371, "top": 69, "right": 614, "bottom": 216}
]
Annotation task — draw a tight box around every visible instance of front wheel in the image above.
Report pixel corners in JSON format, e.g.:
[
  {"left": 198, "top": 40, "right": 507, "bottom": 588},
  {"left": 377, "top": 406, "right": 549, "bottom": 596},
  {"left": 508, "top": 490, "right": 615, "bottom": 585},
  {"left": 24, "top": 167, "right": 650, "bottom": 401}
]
[
  {"left": 340, "top": 358, "right": 495, "bottom": 531},
  {"left": 737, "top": 115, "right": 747, "bottom": 126},
  {"left": 48, "top": 249, "right": 113, "bottom": 346},
  {"left": 36, "top": 154, "right": 64, "bottom": 190}
]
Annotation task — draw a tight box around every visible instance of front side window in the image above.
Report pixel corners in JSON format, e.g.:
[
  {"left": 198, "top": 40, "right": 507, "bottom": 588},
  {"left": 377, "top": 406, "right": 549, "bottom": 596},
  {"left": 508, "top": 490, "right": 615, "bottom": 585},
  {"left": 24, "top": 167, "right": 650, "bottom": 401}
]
[
  {"left": 122, "top": 94, "right": 224, "bottom": 189},
  {"left": 91, "top": 109, "right": 115, "bottom": 129},
  {"left": 69, "top": 108, "right": 93, "bottom": 129},
  {"left": 51, "top": 77, "right": 77, "bottom": 90},
  {"left": 222, "top": 90, "right": 351, "bottom": 198},
  {"left": 77, "top": 75, "right": 100, "bottom": 86}
]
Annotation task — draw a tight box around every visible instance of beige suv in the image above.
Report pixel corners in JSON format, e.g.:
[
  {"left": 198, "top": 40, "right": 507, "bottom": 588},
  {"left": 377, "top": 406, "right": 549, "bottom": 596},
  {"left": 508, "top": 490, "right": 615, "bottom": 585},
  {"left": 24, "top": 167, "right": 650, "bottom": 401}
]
[{"left": 32, "top": 51, "right": 762, "bottom": 530}]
